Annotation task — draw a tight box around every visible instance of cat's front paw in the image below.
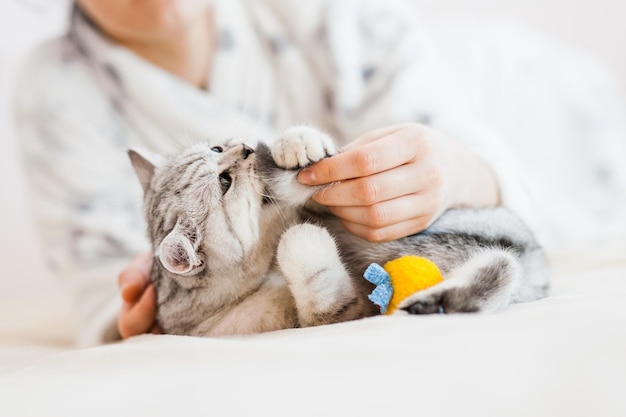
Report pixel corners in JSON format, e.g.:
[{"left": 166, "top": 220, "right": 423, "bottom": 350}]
[{"left": 272, "top": 126, "right": 337, "bottom": 169}]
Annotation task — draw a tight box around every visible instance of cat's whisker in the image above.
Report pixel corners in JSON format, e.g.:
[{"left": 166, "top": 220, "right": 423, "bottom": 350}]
[
  {"left": 155, "top": 128, "right": 187, "bottom": 154},
  {"left": 170, "top": 126, "right": 197, "bottom": 151},
  {"left": 249, "top": 175, "right": 289, "bottom": 223},
  {"left": 180, "top": 124, "right": 192, "bottom": 148}
]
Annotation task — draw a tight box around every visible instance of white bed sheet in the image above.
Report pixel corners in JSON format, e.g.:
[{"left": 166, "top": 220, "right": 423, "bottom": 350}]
[
  {"left": 1, "top": 5, "right": 625, "bottom": 417},
  {"left": 1, "top": 250, "right": 624, "bottom": 417}
]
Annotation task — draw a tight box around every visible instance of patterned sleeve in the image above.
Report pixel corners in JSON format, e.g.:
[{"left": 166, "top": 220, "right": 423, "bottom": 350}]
[
  {"left": 292, "top": 0, "right": 544, "bottom": 240},
  {"left": 14, "top": 39, "right": 150, "bottom": 346}
]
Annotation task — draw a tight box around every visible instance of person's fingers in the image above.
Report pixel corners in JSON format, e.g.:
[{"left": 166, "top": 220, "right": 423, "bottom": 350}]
[
  {"left": 298, "top": 127, "right": 427, "bottom": 185},
  {"left": 118, "top": 252, "right": 152, "bottom": 303},
  {"left": 120, "top": 279, "right": 145, "bottom": 304},
  {"left": 340, "top": 124, "right": 407, "bottom": 151},
  {"left": 312, "top": 162, "right": 441, "bottom": 207},
  {"left": 118, "top": 284, "right": 157, "bottom": 339},
  {"left": 340, "top": 215, "right": 436, "bottom": 243},
  {"left": 327, "top": 192, "right": 441, "bottom": 229}
]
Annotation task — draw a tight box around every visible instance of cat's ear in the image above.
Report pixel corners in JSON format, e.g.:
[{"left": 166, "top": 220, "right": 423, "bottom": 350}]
[
  {"left": 128, "top": 149, "right": 156, "bottom": 193},
  {"left": 157, "top": 221, "right": 204, "bottom": 275}
]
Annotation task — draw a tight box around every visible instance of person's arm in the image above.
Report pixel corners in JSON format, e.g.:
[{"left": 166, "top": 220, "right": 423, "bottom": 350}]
[
  {"left": 15, "top": 41, "right": 152, "bottom": 346},
  {"left": 299, "top": 123, "right": 500, "bottom": 242},
  {"left": 293, "top": 0, "right": 538, "bottom": 241}
]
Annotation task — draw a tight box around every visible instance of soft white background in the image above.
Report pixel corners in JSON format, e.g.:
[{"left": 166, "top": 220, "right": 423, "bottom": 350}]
[{"left": 1, "top": 0, "right": 625, "bottom": 304}]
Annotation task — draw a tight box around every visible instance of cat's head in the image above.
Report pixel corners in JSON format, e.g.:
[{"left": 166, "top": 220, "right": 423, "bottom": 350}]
[{"left": 129, "top": 141, "right": 279, "bottom": 284}]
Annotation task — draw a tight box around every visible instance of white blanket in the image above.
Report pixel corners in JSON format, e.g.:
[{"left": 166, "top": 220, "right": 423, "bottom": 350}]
[
  {"left": 1, "top": 250, "right": 625, "bottom": 417},
  {"left": 2, "top": 3, "right": 626, "bottom": 416}
]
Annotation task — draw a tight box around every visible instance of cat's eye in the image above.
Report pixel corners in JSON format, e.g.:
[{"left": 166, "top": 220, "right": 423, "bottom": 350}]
[
  {"left": 211, "top": 146, "right": 223, "bottom": 153},
  {"left": 219, "top": 172, "right": 232, "bottom": 195}
]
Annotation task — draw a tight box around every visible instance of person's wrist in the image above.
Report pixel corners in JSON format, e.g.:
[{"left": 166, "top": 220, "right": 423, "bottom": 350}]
[{"left": 440, "top": 136, "right": 500, "bottom": 210}]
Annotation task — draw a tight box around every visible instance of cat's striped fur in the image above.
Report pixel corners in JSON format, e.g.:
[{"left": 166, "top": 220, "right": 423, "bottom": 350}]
[{"left": 129, "top": 126, "right": 548, "bottom": 336}]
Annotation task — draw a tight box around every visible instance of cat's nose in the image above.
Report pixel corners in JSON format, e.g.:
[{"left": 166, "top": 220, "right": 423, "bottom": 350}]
[{"left": 242, "top": 144, "right": 255, "bottom": 159}]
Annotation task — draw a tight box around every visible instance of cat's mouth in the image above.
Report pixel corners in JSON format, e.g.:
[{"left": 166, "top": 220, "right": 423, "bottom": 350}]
[{"left": 219, "top": 171, "right": 232, "bottom": 195}]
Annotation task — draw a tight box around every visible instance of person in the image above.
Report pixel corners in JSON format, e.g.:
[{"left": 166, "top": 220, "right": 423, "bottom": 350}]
[{"left": 17, "top": 0, "right": 624, "bottom": 346}]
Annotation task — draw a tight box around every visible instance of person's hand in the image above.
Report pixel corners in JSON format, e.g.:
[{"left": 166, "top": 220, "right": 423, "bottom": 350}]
[
  {"left": 297, "top": 124, "right": 500, "bottom": 242},
  {"left": 117, "top": 252, "right": 161, "bottom": 339}
]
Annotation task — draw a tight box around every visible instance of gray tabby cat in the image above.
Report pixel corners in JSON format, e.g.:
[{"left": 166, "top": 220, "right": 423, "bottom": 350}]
[{"left": 129, "top": 126, "right": 548, "bottom": 336}]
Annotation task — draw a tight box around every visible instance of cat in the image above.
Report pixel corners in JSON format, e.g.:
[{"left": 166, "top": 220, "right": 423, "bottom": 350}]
[{"left": 128, "top": 125, "right": 548, "bottom": 337}]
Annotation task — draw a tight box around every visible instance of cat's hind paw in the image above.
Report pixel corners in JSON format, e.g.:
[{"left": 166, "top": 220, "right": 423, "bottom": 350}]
[
  {"left": 272, "top": 125, "right": 337, "bottom": 169},
  {"left": 398, "top": 250, "right": 520, "bottom": 315},
  {"left": 277, "top": 223, "right": 362, "bottom": 326},
  {"left": 277, "top": 223, "right": 342, "bottom": 285},
  {"left": 398, "top": 286, "right": 478, "bottom": 315}
]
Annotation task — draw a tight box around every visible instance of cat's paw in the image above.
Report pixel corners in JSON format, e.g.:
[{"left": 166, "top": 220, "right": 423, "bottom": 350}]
[
  {"left": 277, "top": 223, "right": 342, "bottom": 284},
  {"left": 272, "top": 126, "right": 337, "bottom": 169},
  {"left": 397, "top": 250, "right": 520, "bottom": 315},
  {"left": 397, "top": 284, "right": 478, "bottom": 315},
  {"left": 277, "top": 223, "right": 356, "bottom": 321}
]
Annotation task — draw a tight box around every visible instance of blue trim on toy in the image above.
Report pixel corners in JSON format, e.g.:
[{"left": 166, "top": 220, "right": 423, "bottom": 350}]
[{"left": 364, "top": 263, "right": 393, "bottom": 314}]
